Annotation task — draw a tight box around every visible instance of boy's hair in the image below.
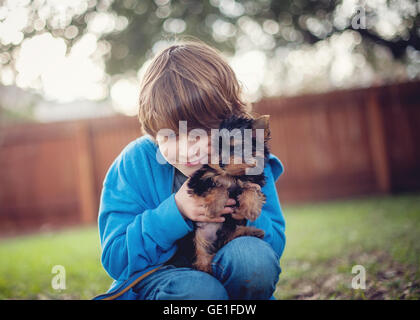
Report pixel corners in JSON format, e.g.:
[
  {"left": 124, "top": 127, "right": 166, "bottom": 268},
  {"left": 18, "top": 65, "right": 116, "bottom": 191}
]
[{"left": 138, "top": 37, "right": 256, "bottom": 141}]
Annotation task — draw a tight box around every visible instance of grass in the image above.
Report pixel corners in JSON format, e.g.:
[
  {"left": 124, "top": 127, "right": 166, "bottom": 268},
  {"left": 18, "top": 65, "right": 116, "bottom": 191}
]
[
  {"left": 0, "top": 227, "right": 110, "bottom": 299},
  {"left": 274, "top": 192, "right": 420, "bottom": 299},
  {"left": 0, "top": 192, "right": 419, "bottom": 300}
]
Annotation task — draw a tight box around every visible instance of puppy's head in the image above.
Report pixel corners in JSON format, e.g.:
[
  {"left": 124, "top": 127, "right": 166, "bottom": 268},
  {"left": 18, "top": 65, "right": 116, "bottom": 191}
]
[{"left": 208, "top": 114, "right": 271, "bottom": 176}]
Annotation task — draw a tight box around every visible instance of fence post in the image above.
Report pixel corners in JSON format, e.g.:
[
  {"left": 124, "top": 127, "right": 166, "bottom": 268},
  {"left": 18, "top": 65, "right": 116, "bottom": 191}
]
[
  {"left": 366, "top": 90, "right": 391, "bottom": 194},
  {"left": 75, "top": 121, "right": 97, "bottom": 224}
]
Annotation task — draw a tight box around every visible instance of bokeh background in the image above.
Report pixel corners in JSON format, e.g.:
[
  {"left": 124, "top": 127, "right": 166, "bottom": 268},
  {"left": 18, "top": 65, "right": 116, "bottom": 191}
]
[{"left": 0, "top": 0, "right": 419, "bottom": 299}]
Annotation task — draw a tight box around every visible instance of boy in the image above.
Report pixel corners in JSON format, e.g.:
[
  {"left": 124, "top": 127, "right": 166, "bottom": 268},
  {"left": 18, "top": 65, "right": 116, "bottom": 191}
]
[{"left": 94, "top": 39, "right": 286, "bottom": 300}]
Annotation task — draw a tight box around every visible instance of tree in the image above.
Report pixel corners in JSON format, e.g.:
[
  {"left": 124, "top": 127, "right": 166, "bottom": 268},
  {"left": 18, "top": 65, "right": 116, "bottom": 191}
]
[{"left": 0, "top": 0, "right": 418, "bottom": 93}]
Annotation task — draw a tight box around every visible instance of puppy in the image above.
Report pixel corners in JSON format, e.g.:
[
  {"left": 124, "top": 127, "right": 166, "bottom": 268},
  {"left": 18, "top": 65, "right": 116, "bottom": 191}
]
[{"left": 187, "top": 114, "right": 271, "bottom": 273}]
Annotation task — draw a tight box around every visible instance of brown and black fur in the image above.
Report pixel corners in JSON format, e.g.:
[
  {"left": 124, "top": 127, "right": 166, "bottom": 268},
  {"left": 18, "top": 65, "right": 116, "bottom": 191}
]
[{"left": 187, "top": 114, "right": 272, "bottom": 274}]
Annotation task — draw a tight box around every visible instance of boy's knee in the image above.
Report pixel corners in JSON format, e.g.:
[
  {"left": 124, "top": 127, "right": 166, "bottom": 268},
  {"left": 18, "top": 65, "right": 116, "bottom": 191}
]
[
  {"left": 212, "top": 236, "right": 281, "bottom": 299},
  {"left": 214, "top": 236, "right": 280, "bottom": 275},
  {"left": 156, "top": 270, "right": 228, "bottom": 300},
  {"left": 185, "top": 272, "right": 228, "bottom": 300}
]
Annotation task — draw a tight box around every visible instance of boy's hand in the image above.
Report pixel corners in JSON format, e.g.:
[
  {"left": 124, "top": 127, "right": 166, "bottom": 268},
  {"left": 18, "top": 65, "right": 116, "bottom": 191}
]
[{"left": 175, "top": 179, "right": 235, "bottom": 223}]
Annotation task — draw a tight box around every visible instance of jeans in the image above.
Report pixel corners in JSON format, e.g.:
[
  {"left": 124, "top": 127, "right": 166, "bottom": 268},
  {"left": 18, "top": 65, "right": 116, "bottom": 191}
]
[{"left": 132, "top": 236, "right": 281, "bottom": 300}]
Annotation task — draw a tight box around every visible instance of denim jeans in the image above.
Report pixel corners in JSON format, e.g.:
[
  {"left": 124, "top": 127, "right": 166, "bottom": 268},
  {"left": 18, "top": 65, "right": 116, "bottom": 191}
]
[{"left": 132, "top": 236, "right": 281, "bottom": 300}]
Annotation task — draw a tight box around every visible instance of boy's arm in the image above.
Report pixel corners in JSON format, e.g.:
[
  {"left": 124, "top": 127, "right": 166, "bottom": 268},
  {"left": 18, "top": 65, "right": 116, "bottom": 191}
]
[
  {"left": 98, "top": 151, "right": 192, "bottom": 282},
  {"left": 247, "top": 155, "right": 286, "bottom": 259}
]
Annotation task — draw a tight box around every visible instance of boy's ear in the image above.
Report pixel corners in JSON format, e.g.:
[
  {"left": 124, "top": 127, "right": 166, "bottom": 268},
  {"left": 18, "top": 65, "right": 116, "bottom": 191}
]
[{"left": 252, "top": 115, "right": 271, "bottom": 141}]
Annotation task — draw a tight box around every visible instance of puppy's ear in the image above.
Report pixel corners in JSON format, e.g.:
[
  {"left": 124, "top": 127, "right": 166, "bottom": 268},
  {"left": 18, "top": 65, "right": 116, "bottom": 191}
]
[{"left": 252, "top": 115, "right": 271, "bottom": 141}]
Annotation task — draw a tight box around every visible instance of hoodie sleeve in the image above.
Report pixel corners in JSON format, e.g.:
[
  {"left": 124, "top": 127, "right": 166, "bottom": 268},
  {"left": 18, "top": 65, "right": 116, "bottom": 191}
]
[
  {"left": 247, "top": 154, "right": 286, "bottom": 259},
  {"left": 98, "top": 142, "right": 193, "bottom": 281}
]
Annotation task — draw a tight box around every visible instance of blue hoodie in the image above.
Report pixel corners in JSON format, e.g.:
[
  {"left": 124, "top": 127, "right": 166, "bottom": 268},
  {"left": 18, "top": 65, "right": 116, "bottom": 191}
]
[{"left": 93, "top": 134, "right": 286, "bottom": 300}]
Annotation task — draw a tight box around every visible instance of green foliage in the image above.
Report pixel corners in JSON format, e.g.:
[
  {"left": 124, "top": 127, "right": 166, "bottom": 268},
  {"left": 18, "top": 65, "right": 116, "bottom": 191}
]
[{"left": 0, "top": 0, "right": 418, "bottom": 76}]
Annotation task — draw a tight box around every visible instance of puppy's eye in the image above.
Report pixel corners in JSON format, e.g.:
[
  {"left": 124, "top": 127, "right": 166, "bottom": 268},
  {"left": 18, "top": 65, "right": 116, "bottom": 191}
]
[{"left": 220, "top": 163, "right": 226, "bottom": 169}]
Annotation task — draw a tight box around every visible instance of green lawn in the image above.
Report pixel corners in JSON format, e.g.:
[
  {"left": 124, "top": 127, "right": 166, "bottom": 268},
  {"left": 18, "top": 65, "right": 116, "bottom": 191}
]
[
  {"left": 274, "top": 192, "right": 420, "bottom": 299},
  {"left": 0, "top": 193, "right": 419, "bottom": 300},
  {"left": 0, "top": 226, "right": 110, "bottom": 299}
]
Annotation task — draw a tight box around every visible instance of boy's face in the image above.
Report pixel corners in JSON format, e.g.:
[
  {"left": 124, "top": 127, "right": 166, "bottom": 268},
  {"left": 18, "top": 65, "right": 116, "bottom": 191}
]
[{"left": 156, "top": 131, "right": 211, "bottom": 177}]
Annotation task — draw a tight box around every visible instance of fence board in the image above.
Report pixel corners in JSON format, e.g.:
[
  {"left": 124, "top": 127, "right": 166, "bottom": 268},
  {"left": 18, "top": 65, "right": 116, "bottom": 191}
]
[{"left": 0, "top": 81, "right": 419, "bottom": 234}]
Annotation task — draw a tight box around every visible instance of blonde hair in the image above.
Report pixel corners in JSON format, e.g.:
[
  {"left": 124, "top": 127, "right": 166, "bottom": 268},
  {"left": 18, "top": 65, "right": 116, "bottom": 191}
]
[{"left": 138, "top": 37, "right": 255, "bottom": 141}]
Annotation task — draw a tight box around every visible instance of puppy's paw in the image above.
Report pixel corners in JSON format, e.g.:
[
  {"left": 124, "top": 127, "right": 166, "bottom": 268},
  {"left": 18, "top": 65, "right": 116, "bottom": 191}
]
[
  {"left": 249, "top": 227, "right": 265, "bottom": 239},
  {"left": 237, "top": 189, "right": 266, "bottom": 221},
  {"left": 226, "top": 226, "right": 265, "bottom": 243},
  {"left": 193, "top": 255, "right": 214, "bottom": 274},
  {"left": 202, "top": 187, "right": 229, "bottom": 218}
]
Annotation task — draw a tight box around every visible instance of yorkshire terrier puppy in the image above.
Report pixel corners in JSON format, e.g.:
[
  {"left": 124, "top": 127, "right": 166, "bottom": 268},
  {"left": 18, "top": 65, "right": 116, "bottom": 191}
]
[{"left": 187, "top": 114, "right": 272, "bottom": 274}]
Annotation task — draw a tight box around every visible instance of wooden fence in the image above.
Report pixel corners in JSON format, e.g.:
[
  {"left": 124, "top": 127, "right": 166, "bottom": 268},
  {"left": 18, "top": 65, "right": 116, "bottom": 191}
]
[
  {"left": 255, "top": 81, "right": 420, "bottom": 203},
  {"left": 0, "top": 81, "right": 419, "bottom": 234}
]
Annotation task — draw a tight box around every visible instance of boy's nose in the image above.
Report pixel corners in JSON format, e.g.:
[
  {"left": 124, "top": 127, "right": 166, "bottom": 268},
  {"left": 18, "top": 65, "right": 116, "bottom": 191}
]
[{"left": 178, "top": 137, "right": 209, "bottom": 162}]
